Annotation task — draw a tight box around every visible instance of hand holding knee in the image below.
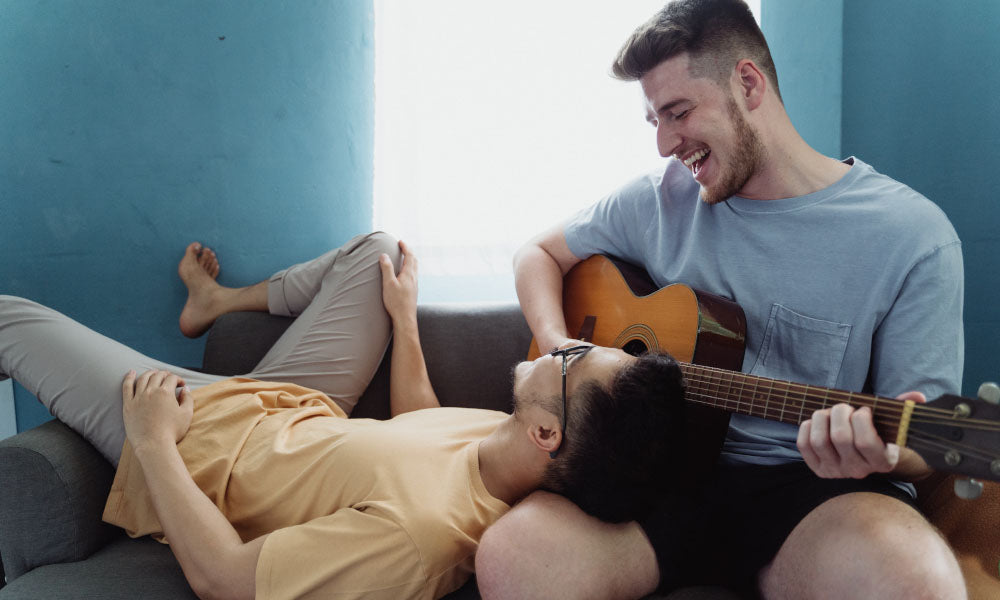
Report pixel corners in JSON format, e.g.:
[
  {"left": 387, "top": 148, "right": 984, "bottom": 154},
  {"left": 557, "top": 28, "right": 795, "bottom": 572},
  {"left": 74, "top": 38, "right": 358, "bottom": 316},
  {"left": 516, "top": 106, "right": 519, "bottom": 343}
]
[{"left": 379, "top": 240, "right": 418, "bottom": 325}]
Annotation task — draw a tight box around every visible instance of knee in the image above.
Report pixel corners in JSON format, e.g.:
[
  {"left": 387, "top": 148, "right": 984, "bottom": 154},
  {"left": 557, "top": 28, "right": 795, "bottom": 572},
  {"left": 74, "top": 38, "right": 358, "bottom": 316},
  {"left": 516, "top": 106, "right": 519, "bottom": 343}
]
[
  {"left": 0, "top": 295, "right": 38, "bottom": 318},
  {"left": 357, "top": 231, "right": 401, "bottom": 260},
  {"left": 476, "top": 491, "right": 654, "bottom": 600},
  {"left": 866, "top": 518, "right": 965, "bottom": 599},
  {"left": 475, "top": 505, "right": 552, "bottom": 600},
  {"left": 766, "top": 494, "right": 966, "bottom": 600},
  {"left": 0, "top": 295, "right": 27, "bottom": 307}
]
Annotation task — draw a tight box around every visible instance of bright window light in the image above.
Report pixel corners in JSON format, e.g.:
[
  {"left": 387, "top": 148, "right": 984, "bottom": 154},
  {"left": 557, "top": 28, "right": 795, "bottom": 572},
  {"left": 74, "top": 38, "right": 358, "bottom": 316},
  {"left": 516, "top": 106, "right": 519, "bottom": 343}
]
[{"left": 374, "top": 1, "right": 760, "bottom": 303}]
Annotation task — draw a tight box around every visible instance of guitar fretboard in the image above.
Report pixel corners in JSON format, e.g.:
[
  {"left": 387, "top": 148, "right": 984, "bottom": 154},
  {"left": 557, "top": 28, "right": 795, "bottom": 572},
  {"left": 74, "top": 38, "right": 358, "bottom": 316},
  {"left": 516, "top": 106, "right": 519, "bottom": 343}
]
[{"left": 679, "top": 362, "right": 901, "bottom": 441}]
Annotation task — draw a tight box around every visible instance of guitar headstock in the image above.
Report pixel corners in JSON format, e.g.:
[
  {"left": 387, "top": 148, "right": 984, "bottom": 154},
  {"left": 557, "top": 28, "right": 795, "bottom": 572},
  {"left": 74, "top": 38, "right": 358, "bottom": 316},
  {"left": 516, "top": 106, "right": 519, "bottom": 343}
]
[{"left": 908, "top": 383, "right": 1000, "bottom": 482}]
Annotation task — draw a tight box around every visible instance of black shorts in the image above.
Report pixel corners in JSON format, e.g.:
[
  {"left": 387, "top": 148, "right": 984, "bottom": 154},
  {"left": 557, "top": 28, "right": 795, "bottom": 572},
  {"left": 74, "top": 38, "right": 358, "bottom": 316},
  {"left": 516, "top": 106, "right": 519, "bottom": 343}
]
[{"left": 637, "top": 460, "right": 917, "bottom": 597}]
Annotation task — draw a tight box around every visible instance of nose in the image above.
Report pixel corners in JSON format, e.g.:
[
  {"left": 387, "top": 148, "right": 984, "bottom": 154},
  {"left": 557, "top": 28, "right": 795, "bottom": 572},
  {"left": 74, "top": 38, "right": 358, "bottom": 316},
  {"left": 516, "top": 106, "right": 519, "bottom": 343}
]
[{"left": 656, "top": 120, "right": 682, "bottom": 158}]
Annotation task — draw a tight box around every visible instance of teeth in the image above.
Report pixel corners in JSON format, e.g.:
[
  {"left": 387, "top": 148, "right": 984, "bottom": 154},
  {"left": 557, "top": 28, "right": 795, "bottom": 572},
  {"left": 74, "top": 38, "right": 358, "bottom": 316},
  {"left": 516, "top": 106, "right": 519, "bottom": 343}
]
[{"left": 682, "top": 149, "right": 709, "bottom": 167}]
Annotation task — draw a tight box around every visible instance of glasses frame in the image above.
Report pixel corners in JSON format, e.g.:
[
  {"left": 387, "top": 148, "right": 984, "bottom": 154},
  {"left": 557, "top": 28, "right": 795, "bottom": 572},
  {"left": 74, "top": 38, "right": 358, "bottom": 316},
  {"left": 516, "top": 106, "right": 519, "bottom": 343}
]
[{"left": 548, "top": 344, "right": 594, "bottom": 458}]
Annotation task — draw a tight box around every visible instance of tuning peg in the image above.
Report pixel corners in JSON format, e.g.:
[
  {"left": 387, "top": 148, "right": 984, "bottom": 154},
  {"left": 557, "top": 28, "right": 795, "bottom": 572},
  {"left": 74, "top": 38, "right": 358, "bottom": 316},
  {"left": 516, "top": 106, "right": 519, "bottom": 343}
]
[
  {"left": 978, "top": 382, "right": 1000, "bottom": 405},
  {"left": 954, "top": 477, "right": 984, "bottom": 500}
]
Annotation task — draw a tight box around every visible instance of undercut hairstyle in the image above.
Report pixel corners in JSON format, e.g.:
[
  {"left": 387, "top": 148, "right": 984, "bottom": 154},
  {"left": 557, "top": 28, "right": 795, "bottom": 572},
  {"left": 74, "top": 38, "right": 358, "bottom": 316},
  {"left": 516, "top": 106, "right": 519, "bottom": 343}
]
[
  {"left": 540, "top": 351, "right": 688, "bottom": 523},
  {"left": 612, "top": 0, "right": 782, "bottom": 102}
]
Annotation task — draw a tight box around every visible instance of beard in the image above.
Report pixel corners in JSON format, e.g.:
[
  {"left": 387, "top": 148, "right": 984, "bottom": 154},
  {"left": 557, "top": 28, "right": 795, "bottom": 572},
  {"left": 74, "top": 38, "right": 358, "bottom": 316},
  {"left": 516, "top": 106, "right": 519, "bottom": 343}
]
[{"left": 699, "top": 97, "right": 766, "bottom": 205}]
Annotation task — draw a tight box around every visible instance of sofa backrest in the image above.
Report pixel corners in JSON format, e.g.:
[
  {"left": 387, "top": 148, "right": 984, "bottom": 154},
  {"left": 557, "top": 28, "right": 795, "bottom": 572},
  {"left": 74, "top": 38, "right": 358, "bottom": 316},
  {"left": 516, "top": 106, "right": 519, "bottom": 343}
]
[{"left": 202, "top": 303, "right": 534, "bottom": 419}]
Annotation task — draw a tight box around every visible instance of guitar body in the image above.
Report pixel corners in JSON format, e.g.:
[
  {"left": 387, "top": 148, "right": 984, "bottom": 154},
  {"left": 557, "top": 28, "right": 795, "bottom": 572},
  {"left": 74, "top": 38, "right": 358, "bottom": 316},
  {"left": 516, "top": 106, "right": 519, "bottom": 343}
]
[{"left": 529, "top": 255, "right": 748, "bottom": 481}]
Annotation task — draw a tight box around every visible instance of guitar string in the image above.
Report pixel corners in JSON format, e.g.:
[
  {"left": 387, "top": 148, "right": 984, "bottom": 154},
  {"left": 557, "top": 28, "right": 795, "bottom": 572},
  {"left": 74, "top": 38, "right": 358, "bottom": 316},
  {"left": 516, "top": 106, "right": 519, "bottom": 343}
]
[
  {"left": 682, "top": 388, "right": 1000, "bottom": 432},
  {"left": 680, "top": 364, "right": 962, "bottom": 418},
  {"left": 681, "top": 372, "right": 997, "bottom": 426},
  {"left": 907, "top": 432, "right": 999, "bottom": 464},
  {"left": 683, "top": 370, "right": 962, "bottom": 419},
  {"left": 682, "top": 392, "right": 1000, "bottom": 465},
  {"left": 665, "top": 392, "right": 998, "bottom": 476},
  {"left": 910, "top": 432, "right": 997, "bottom": 461}
]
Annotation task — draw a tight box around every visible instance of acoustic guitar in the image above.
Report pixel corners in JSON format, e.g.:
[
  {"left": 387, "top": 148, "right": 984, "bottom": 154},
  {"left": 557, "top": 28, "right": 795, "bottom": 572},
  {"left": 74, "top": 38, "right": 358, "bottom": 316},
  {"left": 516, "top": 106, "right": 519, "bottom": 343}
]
[{"left": 530, "top": 254, "right": 1000, "bottom": 484}]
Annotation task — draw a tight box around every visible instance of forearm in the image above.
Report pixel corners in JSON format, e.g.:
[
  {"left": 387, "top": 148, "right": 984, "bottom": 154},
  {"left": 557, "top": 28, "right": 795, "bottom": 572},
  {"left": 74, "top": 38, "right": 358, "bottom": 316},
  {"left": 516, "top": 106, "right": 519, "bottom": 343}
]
[
  {"left": 513, "top": 243, "right": 571, "bottom": 352},
  {"left": 388, "top": 315, "right": 439, "bottom": 416},
  {"left": 134, "top": 441, "right": 262, "bottom": 600}
]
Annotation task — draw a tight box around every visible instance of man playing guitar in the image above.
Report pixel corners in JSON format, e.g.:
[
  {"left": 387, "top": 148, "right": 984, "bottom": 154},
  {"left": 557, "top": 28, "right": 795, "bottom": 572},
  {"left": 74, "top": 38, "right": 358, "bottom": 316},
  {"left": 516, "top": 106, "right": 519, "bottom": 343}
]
[{"left": 475, "top": 1, "right": 967, "bottom": 599}]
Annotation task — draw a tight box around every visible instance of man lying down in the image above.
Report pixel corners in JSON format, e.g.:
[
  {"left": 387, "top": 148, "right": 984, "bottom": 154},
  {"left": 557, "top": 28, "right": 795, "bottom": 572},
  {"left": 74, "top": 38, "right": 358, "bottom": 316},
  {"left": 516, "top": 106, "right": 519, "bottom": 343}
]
[{"left": 0, "top": 232, "right": 685, "bottom": 600}]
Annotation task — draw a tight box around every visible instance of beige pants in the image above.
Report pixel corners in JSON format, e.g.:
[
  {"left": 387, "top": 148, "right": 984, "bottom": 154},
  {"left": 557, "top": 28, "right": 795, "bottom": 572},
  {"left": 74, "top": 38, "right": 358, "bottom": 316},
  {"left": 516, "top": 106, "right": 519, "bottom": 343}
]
[{"left": 0, "top": 232, "right": 401, "bottom": 466}]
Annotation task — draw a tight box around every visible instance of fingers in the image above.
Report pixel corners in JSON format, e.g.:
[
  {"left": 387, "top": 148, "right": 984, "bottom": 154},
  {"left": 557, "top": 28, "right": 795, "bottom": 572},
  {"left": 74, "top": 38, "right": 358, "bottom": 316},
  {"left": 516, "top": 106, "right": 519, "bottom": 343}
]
[
  {"left": 798, "top": 403, "right": 895, "bottom": 479},
  {"left": 380, "top": 240, "right": 418, "bottom": 289},
  {"left": 398, "top": 240, "right": 417, "bottom": 272},
  {"left": 178, "top": 384, "right": 194, "bottom": 412},
  {"left": 129, "top": 370, "right": 187, "bottom": 399},
  {"left": 896, "top": 390, "right": 927, "bottom": 404},
  {"left": 849, "top": 407, "right": 893, "bottom": 470},
  {"left": 379, "top": 253, "right": 397, "bottom": 280}
]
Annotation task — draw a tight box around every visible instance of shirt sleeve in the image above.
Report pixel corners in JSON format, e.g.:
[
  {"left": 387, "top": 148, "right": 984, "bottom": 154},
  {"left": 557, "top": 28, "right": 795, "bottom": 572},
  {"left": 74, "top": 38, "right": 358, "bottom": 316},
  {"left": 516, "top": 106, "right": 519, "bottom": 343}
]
[
  {"left": 869, "top": 240, "right": 964, "bottom": 401},
  {"left": 564, "top": 172, "right": 660, "bottom": 265},
  {"left": 255, "top": 507, "right": 435, "bottom": 600}
]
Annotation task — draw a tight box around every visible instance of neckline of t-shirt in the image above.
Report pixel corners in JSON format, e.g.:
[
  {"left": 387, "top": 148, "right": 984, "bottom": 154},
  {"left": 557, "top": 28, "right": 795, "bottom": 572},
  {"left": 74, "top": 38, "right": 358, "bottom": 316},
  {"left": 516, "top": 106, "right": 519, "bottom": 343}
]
[{"left": 724, "top": 157, "right": 865, "bottom": 214}]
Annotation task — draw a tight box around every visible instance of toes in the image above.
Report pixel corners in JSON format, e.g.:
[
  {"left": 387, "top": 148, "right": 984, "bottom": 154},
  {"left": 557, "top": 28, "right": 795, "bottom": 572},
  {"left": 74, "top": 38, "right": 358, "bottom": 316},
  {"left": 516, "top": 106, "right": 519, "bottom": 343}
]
[{"left": 199, "top": 247, "right": 220, "bottom": 280}]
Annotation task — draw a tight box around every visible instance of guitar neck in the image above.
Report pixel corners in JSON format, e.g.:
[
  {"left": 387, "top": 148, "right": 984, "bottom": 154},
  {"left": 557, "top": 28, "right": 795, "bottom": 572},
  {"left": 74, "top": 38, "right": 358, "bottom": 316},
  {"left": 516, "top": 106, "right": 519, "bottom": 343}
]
[{"left": 679, "top": 363, "right": 904, "bottom": 442}]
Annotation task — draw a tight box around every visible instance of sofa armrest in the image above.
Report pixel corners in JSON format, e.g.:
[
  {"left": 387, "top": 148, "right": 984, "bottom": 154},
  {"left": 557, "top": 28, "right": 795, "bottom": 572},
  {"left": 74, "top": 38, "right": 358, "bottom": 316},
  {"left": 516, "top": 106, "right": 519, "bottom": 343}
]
[{"left": 0, "top": 420, "right": 119, "bottom": 581}]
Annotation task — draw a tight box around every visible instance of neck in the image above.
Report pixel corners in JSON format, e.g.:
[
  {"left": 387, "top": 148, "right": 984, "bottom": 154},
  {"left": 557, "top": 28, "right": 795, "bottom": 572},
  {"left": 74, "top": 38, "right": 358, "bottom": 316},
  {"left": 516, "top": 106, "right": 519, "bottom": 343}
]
[
  {"left": 739, "top": 104, "right": 850, "bottom": 201},
  {"left": 477, "top": 416, "right": 546, "bottom": 505}
]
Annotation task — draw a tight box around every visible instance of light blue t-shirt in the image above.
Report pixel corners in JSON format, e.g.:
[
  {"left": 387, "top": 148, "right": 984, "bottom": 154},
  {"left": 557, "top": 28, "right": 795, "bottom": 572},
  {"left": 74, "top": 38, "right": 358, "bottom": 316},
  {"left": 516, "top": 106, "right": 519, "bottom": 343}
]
[{"left": 565, "top": 157, "right": 964, "bottom": 467}]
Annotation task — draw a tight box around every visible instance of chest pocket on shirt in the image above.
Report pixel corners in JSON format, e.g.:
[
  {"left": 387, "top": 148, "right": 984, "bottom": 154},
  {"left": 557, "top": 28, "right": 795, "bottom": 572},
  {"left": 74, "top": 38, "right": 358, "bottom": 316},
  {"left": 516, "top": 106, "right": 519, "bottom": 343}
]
[{"left": 750, "top": 304, "right": 852, "bottom": 389}]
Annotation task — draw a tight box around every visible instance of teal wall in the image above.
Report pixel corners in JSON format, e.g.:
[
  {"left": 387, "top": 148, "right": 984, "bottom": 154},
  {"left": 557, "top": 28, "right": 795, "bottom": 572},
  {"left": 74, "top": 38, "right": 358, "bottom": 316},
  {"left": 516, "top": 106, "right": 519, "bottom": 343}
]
[
  {"left": 763, "top": 0, "right": 1000, "bottom": 397},
  {"left": 761, "top": 0, "right": 844, "bottom": 159},
  {"left": 1, "top": 1, "right": 374, "bottom": 431}
]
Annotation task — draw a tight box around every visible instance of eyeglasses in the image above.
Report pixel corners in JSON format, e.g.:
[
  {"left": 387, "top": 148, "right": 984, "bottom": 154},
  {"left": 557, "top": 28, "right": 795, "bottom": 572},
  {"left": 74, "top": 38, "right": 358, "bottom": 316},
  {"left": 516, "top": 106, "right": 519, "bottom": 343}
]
[{"left": 548, "top": 345, "right": 594, "bottom": 458}]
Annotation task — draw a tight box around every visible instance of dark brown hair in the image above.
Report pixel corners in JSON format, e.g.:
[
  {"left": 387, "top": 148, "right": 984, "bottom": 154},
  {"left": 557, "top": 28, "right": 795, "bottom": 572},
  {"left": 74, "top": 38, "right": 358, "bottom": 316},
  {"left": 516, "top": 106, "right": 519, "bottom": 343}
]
[
  {"left": 612, "top": 0, "right": 782, "bottom": 102},
  {"left": 541, "top": 351, "right": 687, "bottom": 523}
]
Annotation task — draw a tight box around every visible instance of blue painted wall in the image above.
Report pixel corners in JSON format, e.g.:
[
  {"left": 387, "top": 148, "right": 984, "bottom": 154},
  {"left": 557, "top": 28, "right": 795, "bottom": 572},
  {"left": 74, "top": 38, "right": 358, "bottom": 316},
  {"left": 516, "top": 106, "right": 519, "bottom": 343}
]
[
  {"left": 1, "top": 0, "right": 374, "bottom": 431},
  {"left": 763, "top": 0, "right": 1000, "bottom": 397},
  {"left": 761, "top": 0, "right": 844, "bottom": 159}
]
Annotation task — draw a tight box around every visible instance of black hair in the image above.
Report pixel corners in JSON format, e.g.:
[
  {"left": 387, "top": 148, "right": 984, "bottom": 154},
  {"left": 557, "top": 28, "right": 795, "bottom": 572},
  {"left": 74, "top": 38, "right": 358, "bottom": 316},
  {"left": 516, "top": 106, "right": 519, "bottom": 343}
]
[{"left": 540, "top": 351, "right": 687, "bottom": 523}]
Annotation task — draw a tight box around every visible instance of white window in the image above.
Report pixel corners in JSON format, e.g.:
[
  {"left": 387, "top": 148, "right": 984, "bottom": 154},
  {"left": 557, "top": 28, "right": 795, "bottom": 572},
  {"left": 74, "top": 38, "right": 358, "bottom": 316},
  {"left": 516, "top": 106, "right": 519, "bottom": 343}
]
[{"left": 374, "top": 1, "right": 760, "bottom": 302}]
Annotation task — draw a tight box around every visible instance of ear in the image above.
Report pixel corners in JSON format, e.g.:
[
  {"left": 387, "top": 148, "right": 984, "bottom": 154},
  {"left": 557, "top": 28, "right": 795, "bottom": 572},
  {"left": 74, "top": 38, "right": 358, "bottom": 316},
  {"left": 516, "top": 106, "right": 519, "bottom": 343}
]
[
  {"left": 734, "top": 59, "right": 766, "bottom": 111},
  {"left": 527, "top": 415, "right": 563, "bottom": 458}
]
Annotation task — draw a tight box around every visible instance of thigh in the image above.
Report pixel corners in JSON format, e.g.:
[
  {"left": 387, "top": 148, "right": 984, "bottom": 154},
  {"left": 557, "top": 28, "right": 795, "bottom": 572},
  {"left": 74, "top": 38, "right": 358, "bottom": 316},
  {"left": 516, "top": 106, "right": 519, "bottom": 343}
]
[
  {"left": 0, "top": 296, "right": 223, "bottom": 465},
  {"left": 639, "top": 462, "right": 917, "bottom": 595},
  {"left": 248, "top": 232, "right": 401, "bottom": 415},
  {"left": 476, "top": 491, "right": 659, "bottom": 600}
]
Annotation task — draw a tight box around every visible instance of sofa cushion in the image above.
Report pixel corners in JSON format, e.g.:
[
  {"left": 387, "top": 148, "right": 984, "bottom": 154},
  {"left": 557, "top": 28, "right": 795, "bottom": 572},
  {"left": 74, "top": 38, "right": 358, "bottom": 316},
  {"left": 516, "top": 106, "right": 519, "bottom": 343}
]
[{"left": 0, "top": 537, "right": 195, "bottom": 600}]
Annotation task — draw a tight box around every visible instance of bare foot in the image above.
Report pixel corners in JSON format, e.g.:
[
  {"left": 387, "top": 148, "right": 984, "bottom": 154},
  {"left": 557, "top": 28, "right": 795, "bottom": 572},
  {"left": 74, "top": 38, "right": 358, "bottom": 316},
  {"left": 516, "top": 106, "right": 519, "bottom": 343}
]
[{"left": 178, "top": 242, "right": 223, "bottom": 338}]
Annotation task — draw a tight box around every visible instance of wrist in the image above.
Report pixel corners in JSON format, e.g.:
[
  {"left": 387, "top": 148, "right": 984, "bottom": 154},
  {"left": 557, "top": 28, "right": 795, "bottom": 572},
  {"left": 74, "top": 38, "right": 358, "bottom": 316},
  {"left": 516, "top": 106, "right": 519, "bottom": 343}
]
[
  {"left": 391, "top": 314, "right": 419, "bottom": 336},
  {"left": 131, "top": 435, "right": 176, "bottom": 463},
  {"left": 539, "top": 331, "right": 570, "bottom": 353}
]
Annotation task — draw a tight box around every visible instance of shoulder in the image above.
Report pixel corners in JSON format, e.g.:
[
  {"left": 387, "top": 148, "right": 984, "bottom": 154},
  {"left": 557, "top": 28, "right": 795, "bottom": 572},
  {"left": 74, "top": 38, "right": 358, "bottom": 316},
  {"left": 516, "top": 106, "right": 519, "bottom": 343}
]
[
  {"left": 848, "top": 158, "right": 958, "bottom": 242},
  {"left": 576, "top": 160, "right": 698, "bottom": 227}
]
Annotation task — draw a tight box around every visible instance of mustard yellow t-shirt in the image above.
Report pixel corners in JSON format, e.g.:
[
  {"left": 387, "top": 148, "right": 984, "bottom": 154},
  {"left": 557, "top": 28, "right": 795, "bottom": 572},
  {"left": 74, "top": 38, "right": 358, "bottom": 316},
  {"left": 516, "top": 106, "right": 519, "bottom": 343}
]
[{"left": 103, "top": 378, "right": 510, "bottom": 600}]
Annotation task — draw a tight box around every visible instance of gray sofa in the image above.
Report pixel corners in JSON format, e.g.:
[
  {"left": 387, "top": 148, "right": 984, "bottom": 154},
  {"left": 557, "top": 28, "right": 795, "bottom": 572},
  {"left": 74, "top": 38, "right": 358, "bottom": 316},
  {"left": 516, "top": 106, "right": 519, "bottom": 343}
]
[{"left": 0, "top": 304, "right": 739, "bottom": 600}]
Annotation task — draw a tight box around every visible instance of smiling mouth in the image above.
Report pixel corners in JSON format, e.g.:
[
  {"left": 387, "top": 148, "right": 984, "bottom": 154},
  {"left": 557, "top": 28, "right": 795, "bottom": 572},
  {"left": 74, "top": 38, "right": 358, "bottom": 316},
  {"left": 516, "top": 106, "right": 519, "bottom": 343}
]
[{"left": 683, "top": 148, "right": 710, "bottom": 175}]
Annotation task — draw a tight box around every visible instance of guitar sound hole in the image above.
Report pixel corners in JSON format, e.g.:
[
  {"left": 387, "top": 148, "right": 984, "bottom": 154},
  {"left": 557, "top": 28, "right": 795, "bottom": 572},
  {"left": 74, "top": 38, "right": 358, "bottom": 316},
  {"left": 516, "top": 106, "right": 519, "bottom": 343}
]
[{"left": 622, "top": 340, "right": 648, "bottom": 356}]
